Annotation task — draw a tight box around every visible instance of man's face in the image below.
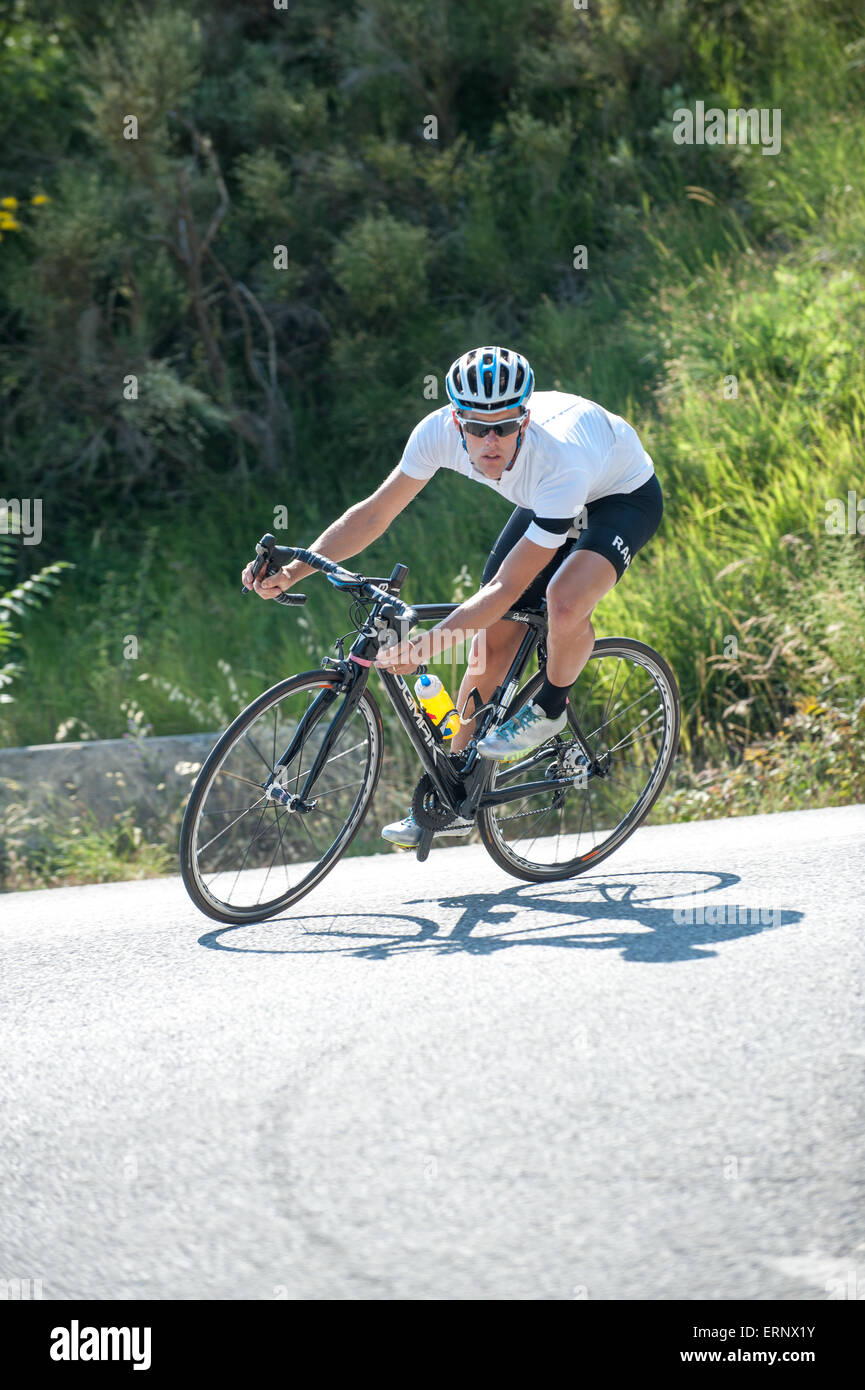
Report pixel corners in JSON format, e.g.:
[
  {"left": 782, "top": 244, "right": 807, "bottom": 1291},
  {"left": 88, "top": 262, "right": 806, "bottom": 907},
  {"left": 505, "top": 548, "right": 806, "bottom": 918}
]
[{"left": 452, "top": 406, "right": 531, "bottom": 481}]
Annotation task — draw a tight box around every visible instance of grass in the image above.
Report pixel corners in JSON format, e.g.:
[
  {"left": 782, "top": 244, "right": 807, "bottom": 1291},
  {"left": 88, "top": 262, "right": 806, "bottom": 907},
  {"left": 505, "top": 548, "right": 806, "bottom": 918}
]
[
  {"left": 0, "top": 800, "right": 176, "bottom": 891},
  {"left": 1, "top": 17, "right": 864, "bottom": 890}
]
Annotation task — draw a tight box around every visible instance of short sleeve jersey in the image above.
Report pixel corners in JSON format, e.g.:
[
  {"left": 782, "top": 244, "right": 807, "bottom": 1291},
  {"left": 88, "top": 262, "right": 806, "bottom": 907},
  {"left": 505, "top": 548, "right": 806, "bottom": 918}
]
[{"left": 399, "top": 390, "right": 655, "bottom": 548}]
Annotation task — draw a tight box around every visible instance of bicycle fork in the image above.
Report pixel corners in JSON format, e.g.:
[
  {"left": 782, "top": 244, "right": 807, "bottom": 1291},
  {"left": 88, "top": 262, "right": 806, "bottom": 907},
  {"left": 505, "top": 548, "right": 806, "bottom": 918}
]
[{"left": 262, "top": 675, "right": 363, "bottom": 813}]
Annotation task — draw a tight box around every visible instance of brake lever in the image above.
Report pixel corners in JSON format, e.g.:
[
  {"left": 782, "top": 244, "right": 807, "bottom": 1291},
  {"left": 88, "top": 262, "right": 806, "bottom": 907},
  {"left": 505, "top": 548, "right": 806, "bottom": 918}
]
[
  {"left": 241, "top": 553, "right": 271, "bottom": 594},
  {"left": 242, "top": 557, "right": 305, "bottom": 602}
]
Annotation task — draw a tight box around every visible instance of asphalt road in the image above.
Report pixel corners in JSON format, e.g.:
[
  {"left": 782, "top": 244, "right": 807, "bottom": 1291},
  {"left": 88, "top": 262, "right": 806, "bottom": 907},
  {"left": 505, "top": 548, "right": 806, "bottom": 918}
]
[{"left": 1, "top": 804, "right": 863, "bottom": 1301}]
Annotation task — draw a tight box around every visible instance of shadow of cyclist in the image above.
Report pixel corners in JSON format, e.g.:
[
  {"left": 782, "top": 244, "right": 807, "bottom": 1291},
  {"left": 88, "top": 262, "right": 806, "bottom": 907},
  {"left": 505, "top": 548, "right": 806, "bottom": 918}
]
[{"left": 198, "top": 868, "right": 802, "bottom": 963}]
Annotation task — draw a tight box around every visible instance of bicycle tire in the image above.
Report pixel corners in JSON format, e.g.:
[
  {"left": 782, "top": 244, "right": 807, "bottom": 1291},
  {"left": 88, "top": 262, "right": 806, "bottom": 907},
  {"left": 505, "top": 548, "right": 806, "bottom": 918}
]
[
  {"left": 180, "top": 670, "right": 384, "bottom": 923},
  {"left": 478, "top": 638, "right": 680, "bottom": 882}
]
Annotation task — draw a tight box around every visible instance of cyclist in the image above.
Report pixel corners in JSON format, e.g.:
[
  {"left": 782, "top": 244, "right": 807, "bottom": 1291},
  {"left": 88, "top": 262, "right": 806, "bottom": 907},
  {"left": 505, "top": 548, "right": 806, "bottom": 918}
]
[{"left": 242, "top": 345, "right": 663, "bottom": 849}]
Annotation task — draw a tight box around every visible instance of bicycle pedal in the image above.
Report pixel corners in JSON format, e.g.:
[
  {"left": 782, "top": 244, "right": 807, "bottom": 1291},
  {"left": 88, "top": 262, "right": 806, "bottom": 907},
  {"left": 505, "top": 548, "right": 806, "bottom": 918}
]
[{"left": 415, "top": 826, "right": 435, "bottom": 863}]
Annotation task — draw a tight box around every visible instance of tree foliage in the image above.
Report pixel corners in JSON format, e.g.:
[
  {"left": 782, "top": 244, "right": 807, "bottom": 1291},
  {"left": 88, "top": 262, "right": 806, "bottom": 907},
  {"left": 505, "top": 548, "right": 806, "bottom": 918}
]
[{"left": 3, "top": 0, "right": 862, "bottom": 537}]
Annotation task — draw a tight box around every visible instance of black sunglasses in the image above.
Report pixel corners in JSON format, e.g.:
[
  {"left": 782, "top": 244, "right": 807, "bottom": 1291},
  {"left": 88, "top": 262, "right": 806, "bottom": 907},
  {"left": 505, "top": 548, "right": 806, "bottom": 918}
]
[{"left": 459, "top": 413, "right": 527, "bottom": 438}]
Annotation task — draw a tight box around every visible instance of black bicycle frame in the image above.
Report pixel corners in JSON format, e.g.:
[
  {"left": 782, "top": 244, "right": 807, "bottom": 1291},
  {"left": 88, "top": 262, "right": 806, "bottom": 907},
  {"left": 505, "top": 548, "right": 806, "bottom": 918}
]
[{"left": 266, "top": 597, "right": 598, "bottom": 821}]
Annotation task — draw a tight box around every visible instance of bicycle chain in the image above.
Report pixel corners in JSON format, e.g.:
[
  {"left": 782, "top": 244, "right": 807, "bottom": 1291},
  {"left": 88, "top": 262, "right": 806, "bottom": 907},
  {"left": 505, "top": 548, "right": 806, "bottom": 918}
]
[
  {"left": 410, "top": 741, "right": 590, "bottom": 831},
  {"left": 494, "top": 800, "right": 568, "bottom": 825}
]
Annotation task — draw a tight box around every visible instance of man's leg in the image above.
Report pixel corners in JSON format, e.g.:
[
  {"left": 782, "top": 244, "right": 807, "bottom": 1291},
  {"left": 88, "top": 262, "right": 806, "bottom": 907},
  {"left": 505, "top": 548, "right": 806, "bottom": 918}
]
[
  {"left": 448, "top": 505, "right": 550, "bottom": 757},
  {"left": 477, "top": 478, "right": 664, "bottom": 759},
  {"left": 475, "top": 550, "right": 618, "bottom": 762},
  {"left": 380, "top": 616, "right": 524, "bottom": 846},
  {"left": 541, "top": 475, "right": 664, "bottom": 704},
  {"left": 449, "top": 619, "right": 525, "bottom": 754},
  {"left": 541, "top": 548, "right": 618, "bottom": 701}
]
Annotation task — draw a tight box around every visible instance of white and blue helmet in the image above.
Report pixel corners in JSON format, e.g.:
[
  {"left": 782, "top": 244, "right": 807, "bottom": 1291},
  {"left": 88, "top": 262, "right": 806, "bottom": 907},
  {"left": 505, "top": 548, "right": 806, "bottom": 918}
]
[{"left": 445, "top": 346, "right": 534, "bottom": 413}]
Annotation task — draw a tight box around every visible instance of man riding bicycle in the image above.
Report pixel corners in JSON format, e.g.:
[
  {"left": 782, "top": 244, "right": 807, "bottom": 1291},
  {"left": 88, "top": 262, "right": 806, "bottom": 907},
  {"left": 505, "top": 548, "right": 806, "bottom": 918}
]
[{"left": 242, "top": 346, "right": 663, "bottom": 850}]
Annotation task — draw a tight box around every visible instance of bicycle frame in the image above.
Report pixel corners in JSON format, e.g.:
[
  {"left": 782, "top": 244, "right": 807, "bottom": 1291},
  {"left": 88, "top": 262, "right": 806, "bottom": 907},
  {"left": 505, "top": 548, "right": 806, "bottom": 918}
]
[
  {"left": 175, "top": 536, "right": 679, "bottom": 919},
  {"left": 372, "top": 602, "right": 545, "bottom": 820},
  {"left": 270, "top": 599, "right": 597, "bottom": 827}
]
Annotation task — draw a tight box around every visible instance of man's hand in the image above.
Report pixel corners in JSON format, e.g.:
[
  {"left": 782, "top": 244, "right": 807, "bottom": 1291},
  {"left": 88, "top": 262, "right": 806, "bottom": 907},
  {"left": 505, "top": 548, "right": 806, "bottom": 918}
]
[
  {"left": 374, "top": 637, "right": 421, "bottom": 676},
  {"left": 241, "top": 560, "right": 292, "bottom": 600}
]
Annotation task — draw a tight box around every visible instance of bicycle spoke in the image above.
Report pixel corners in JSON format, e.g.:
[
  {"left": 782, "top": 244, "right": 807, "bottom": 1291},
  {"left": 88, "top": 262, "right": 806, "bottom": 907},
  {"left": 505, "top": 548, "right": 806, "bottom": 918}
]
[
  {"left": 242, "top": 729, "right": 275, "bottom": 773},
  {"left": 222, "top": 801, "right": 272, "bottom": 901},
  {"left": 295, "top": 808, "right": 325, "bottom": 856},
  {"left": 309, "top": 805, "right": 354, "bottom": 825},
  {"left": 482, "top": 642, "right": 677, "bottom": 876},
  {"left": 311, "top": 777, "right": 366, "bottom": 798},
  {"left": 584, "top": 688, "right": 659, "bottom": 741},
  {"left": 185, "top": 676, "right": 380, "bottom": 919},
  {"left": 256, "top": 808, "right": 293, "bottom": 903},
  {"left": 216, "top": 769, "right": 268, "bottom": 790},
  {"left": 195, "top": 796, "right": 269, "bottom": 856},
  {"left": 310, "top": 739, "right": 367, "bottom": 767},
  {"left": 605, "top": 714, "right": 664, "bottom": 755}
]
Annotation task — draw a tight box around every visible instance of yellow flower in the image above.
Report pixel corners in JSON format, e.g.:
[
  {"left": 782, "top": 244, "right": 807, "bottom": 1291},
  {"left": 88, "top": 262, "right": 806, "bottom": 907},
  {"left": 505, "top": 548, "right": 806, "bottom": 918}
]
[
  {"left": 31, "top": 194, "right": 50, "bottom": 205},
  {"left": 0, "top": 196, "right": 18, "bottom": 209},
  {"left": 0, "top": 215, "right": 21, "bottom": 231}
]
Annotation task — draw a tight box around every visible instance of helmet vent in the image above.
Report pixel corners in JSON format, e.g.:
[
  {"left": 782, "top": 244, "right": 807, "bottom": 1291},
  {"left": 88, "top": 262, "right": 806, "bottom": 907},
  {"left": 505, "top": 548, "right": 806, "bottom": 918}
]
[{"left": 445, "top": 345, "right": 534, "bottom": 412}]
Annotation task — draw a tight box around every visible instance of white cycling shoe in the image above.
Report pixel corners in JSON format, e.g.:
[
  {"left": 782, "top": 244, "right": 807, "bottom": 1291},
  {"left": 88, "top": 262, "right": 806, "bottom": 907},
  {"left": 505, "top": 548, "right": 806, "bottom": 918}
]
[
  {"left": 380, "top": 809, "right": 475, "bottom": 849},
  {"left": 477, "top": 700, "right": 567, "bottom": 762}
]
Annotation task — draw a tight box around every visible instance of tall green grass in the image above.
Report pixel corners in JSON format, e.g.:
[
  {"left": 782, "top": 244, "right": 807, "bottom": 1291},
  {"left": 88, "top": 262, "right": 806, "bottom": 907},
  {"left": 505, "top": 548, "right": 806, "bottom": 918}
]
[
  {"left": 5, "top": 107, "right": 864, "bottom": 765},
  {"left": 2, "top": 11, "right": 864, "bottom": 887}
]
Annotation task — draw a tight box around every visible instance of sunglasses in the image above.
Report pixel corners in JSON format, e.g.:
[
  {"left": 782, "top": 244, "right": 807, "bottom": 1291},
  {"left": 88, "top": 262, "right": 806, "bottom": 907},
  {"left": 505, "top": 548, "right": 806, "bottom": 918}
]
[{"left": 459, "top": 413, "right": 527, "bottom": 438}]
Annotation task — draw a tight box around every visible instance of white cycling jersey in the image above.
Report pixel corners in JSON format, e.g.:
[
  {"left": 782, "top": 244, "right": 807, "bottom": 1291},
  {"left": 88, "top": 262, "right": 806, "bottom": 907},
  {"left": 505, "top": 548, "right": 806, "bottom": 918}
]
[{"left": 399, "top": 390, "right": 655, "bottom": 547}]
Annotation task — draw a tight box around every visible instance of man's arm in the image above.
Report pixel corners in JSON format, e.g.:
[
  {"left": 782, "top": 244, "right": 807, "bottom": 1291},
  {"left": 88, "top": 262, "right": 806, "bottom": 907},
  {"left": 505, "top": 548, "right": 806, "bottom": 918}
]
[
  {"left": 434, "top": 534, "right": 557, "bottom": 638},
  {"left": 280, "top": 465, "right": 430, "bottom": 585},
  {"left": 380, "top": 533, "right": 559, "bottom": 667}
]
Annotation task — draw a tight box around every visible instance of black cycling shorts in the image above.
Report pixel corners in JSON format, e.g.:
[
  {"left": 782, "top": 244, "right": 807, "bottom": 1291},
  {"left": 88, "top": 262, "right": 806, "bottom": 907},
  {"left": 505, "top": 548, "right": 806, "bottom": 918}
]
[{"left": 481, "top": 472, "right": 663, "bottom": 608}]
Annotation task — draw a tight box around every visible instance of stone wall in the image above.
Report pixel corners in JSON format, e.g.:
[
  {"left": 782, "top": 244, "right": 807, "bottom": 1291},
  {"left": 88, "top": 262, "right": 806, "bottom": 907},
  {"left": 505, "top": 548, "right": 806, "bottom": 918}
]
[{"left": 0, "top": 734, "right": 221, "bottom": 829}]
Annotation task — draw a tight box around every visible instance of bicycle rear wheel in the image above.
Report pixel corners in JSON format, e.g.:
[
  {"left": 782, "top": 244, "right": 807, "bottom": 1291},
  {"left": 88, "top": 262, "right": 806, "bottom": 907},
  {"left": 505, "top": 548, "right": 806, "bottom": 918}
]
[
  {"left": 180, "top": 670, "right": 383, "bottom": 923},
  {"left": 478, "top": 638, "right": 679, "bottom": 882}
]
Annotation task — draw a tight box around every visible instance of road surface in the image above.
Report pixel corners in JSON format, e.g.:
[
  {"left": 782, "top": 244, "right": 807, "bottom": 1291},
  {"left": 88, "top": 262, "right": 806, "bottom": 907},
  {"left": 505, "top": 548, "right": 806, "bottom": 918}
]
[{"left": 1, "top": 804, "right": 863, "bottom": 1300}]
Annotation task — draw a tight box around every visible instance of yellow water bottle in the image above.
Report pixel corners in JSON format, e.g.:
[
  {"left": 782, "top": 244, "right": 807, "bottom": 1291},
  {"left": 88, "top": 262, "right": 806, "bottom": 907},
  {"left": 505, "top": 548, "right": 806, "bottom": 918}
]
[{"left": 413, "top": 673, "right": 460, "bottom": 740}]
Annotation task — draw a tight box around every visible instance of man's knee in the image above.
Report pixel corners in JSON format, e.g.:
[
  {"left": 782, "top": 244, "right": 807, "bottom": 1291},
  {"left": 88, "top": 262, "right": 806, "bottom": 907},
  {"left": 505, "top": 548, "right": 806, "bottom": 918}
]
[{"left": 546, "top": 580, "right": 595, "bottom": 628}]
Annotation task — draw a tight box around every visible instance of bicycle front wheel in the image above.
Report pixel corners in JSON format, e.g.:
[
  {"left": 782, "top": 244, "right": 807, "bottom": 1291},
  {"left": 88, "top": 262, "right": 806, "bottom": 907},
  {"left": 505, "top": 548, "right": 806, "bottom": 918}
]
[
  {"left": 180, "top": 670, "right": 383, "bottom": 923},
  {"left": 478, "top": 638, "right": 680, "bottom": 882}
]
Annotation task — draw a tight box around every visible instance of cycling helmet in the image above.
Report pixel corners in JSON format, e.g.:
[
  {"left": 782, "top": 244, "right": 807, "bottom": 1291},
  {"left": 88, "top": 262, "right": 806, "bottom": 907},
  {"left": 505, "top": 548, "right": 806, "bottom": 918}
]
[{"left": 445, "top": 346, "right": 534, "bottom": 413}]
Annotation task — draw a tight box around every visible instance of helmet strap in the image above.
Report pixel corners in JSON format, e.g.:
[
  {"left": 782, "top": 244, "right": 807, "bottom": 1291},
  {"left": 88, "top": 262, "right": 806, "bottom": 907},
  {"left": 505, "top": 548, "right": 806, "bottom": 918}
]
[{"left": 503, "top": 422, "right": 527, "bottom": 472}]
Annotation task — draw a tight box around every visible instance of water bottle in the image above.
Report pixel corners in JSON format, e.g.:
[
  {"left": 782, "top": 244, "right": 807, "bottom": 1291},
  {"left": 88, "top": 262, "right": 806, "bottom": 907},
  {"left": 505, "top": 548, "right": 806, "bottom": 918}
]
[{"left": 413, "top": 673, "right": 460, "bottom": 740}]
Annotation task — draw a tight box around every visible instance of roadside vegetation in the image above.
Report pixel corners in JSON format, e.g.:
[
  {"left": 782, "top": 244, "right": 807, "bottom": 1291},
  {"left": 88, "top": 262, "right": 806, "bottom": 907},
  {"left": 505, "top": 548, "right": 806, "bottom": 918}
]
[{"left": 1, "top": 1, "right": 863, "bottom": 888}]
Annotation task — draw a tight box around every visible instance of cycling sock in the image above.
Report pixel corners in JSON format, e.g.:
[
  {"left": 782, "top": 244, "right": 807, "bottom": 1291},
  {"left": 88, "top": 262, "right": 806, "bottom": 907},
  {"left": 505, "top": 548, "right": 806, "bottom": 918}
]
[{"left": 534, "top": 677, "right": 570, "bottom": 719}]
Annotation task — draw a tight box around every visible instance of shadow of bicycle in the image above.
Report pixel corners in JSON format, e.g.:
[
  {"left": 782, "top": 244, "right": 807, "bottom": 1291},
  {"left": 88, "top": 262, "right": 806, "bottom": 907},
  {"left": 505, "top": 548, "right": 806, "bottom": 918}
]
[{"left": 198, "top": 868, "right": 802, "bottom": 963}]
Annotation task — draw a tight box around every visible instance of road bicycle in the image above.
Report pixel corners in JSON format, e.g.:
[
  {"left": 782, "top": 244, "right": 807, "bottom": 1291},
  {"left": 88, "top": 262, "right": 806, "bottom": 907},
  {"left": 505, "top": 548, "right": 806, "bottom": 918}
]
[{"left": 180, "top": 534, "right": 680, "bottom": 924}]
